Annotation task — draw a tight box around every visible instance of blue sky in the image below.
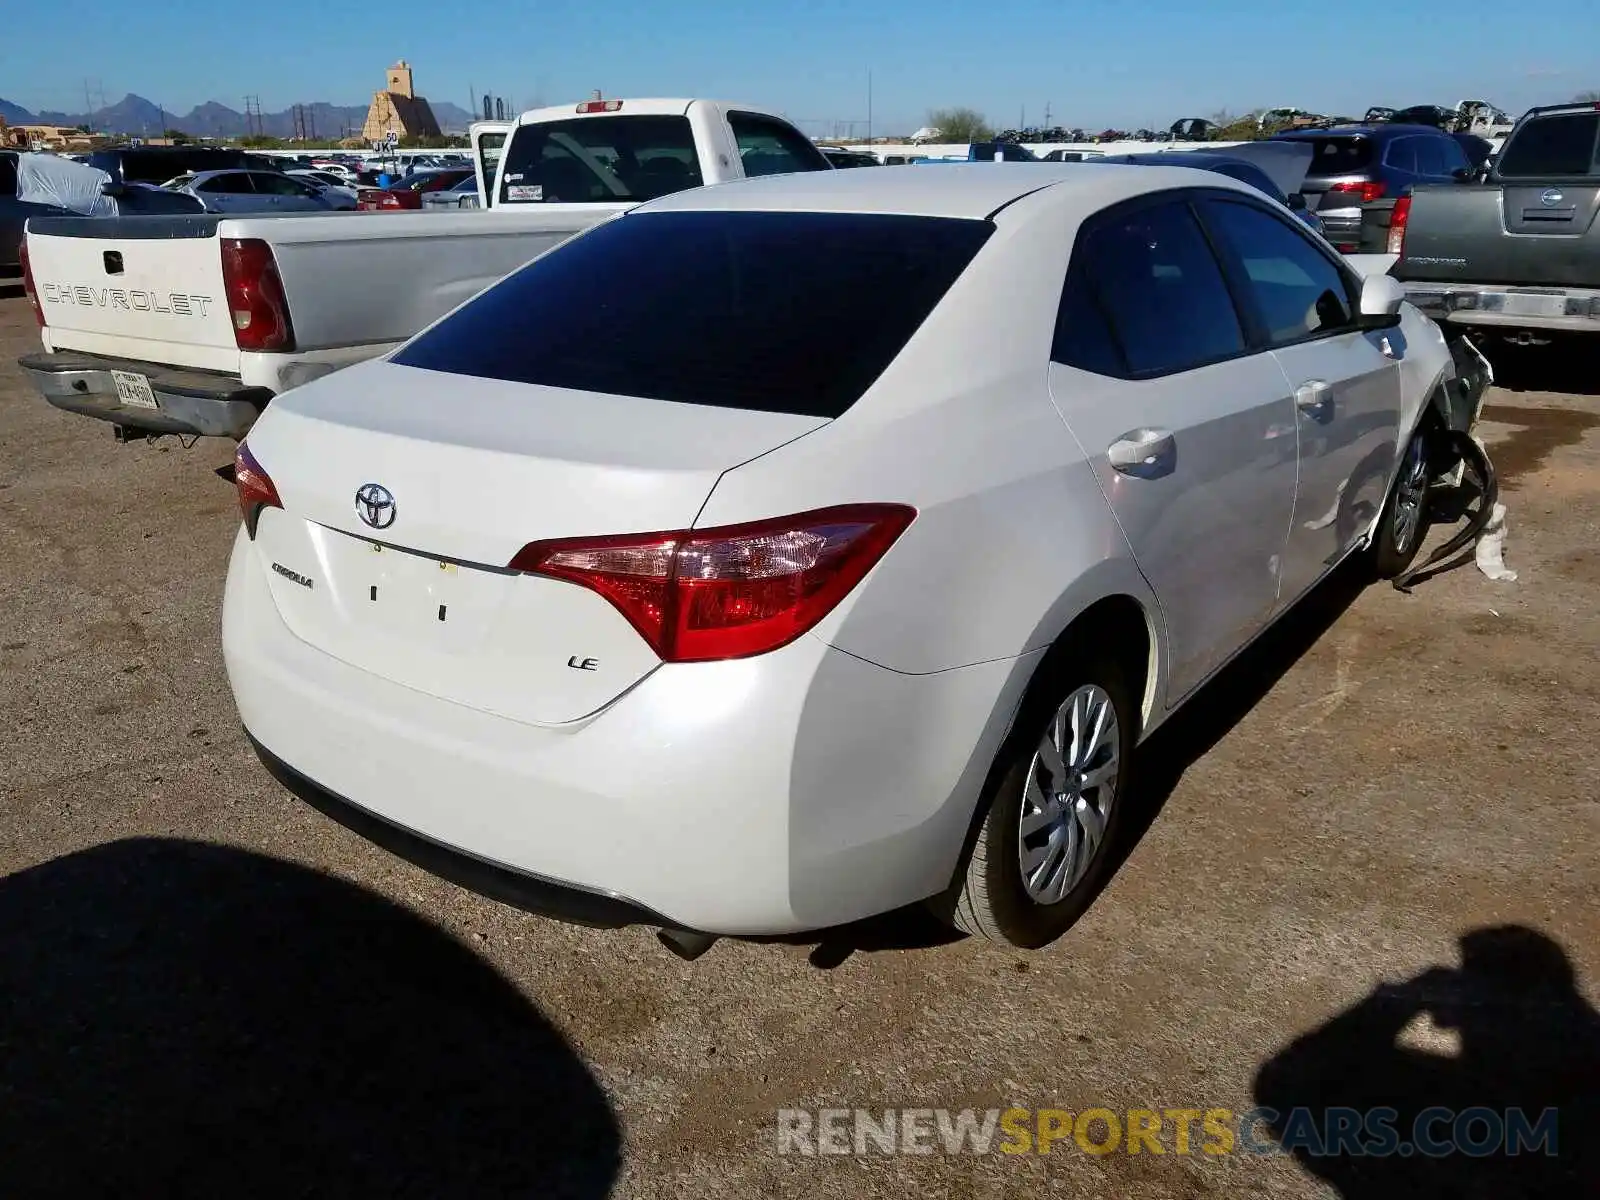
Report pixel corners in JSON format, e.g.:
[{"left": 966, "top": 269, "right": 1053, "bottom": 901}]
[{"left": 8, "top": 0, "right": 1597, "bottom": 134}]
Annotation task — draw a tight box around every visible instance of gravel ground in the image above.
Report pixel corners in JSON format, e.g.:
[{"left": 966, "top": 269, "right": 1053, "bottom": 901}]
[{"left": 0, "top": 288, "right": 1595, "bottom": 1199}]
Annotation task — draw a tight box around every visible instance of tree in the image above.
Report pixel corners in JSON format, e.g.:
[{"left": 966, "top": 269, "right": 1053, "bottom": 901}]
[
  {"left": 163, "top": 128, "right": 190, "bottom": 144},
  {"left": 926, "top": 107, "right": 994, "bottom": 142}
]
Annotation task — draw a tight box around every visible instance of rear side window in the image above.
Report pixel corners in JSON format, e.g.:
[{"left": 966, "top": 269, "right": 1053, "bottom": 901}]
[
  {"left": 1384, "top": 138, "right": 1418, "bottom": 173},
  {"left": 497, "top": 116, "right": 704, "bottom": 204},
  {"left": 1497, "top": 113, "right": 1600, "bottom": 177},
  {"left": 0, "top": 154, "right": 17, "bottom": 196},
  {"left": 1201, "top": 200, "right": 1355, "bottom": 345},
  {"left": 1057, "top": 199, "right": 1245, "bottom": 376},
  {"left": 1414, "top": 138, "right": 1450, "bottom": 177},
  {"left": 1294, "top": 136, "right": 1374, "bottom": 177},
  {"left": 394, "top": 210, "right": 992, "bottom": 418},
  {"left": 728, "top": 112, "right": 831, "bottom": 177}
]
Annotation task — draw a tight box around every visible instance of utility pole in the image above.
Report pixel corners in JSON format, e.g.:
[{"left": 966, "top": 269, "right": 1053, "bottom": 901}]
[{"left": 866, "top": 70, "right": 872, "bottom": 146}]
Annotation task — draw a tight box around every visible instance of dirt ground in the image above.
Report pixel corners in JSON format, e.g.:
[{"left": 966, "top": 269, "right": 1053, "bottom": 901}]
[{"left": 0, "top": 287, "right": 1595, "bottom": 1199}]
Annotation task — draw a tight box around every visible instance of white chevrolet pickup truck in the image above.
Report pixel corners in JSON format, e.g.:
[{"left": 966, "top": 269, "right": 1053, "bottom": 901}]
[{"left": 16, "top": 99, "right": 831, "bottom": 439}]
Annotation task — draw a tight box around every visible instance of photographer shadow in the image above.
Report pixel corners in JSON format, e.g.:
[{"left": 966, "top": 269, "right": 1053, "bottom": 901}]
[
  {"left": 1253, "top": 925, "right": 1599, "bottom": 1198},
  {"left": 0, "top": 837, "right": 620, "bottom": 1198}
]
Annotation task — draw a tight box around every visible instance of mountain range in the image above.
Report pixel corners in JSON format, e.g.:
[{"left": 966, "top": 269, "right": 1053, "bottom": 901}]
[{"left": 0, "top": 93, "right": 478, "bottom": 138}]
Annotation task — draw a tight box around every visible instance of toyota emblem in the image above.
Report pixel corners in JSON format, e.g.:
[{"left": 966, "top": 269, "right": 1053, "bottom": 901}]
[
  {"left": 1540, "top": 188, "right": 1565, "bottom": 207},
  {"left": 355, "top": 483, "right": 397, "bottom": 530}
]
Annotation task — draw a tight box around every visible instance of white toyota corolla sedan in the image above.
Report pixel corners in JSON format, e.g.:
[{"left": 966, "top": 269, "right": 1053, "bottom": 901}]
[{"left": 224, "top": 164, "right": 1460, "bottom": 951}]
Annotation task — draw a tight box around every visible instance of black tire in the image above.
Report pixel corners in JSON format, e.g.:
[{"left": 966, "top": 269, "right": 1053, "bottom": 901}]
[
  {"left": 1370, "top": 423, "right": 1433, "bottom": 580},
  {"left": 947, "top": 651, "right": 1138, "bottom": 949}
]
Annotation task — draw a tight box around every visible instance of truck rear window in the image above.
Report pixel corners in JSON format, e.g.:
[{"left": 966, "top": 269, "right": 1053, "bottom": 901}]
[
  {"left": 1284, "top": 136, "right": 1372, "bottom": 177},
  {"left": 496, "top": 116, "right": 705, "bottom": 204},
  {"left": 393, "top": 210, "right": 993, "bottom": 418},
  {"left": 1497, "top": 113, "right": 1600, "bottom": 177}
]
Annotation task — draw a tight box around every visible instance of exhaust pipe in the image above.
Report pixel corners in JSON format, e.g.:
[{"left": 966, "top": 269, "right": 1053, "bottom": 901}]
[{"left": 656, "top": 928, "right": 719, "bottom": 961}]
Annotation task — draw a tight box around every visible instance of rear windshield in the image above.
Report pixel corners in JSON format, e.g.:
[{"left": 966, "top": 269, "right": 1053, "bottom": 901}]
[
  {"left": 1497, "top": 112, "right": 1600, "bottom": 177},
  {"left": 496, "top": 115, "right": 705, "bottom": 204},
  {"left": 393, "top": 210, "right": 993, "bottom": 418},
  {"left": 1284, "top": 136, "right": 1373, "bottom": 177}
]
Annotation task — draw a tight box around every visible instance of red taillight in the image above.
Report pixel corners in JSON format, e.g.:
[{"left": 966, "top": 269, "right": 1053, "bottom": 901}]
[
  {"left": 1387, "top": 195, "right": 1411, "bottom": 255},
  {"left": 510, "top": 504, "right": 916, "bottom": 662},
  {"left": 18, "top": 238, "right": 44, "bottom": 329},
  {"left": 234, "top": 442, "right": 281, "bottom": 534},
  {"left": 1328, "top": 180, "right": 1386, "bottom": 203},
  {"left": 220, "top": 238, "right": 294, "bottom": 352},
  {"left": 577, "top": 100, "right": 623, "bottom": 114}
]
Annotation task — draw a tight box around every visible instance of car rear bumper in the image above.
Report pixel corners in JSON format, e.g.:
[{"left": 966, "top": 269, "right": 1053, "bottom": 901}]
[
  {"left": 1402, "top": 283, "right": 1600, "bottom": 333},
  {"left": 223, "top": 529, "right": 1033, "bottom": 935},
  {"left": 17, "top": 349, "right": 270, "bottom": 437},
  {"left": 1315, "top": 207, "right": 1362, "bottom": 250}
]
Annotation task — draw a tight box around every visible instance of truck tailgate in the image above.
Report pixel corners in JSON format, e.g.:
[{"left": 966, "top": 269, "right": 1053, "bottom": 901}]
[
  {"left": 1399, "top": 183, "right": 1600, "bottom": 287},
  {"left": 27, "top": 215, "right": 241, "bottom": 373}
]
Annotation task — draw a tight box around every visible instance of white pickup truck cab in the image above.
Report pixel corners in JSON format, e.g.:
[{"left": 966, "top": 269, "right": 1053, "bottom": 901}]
[{"left": 17, "top": 99, "right": 831, "bottom": 440}]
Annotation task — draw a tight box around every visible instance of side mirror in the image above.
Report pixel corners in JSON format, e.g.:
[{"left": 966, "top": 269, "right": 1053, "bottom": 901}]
[
  {"left": 1286, "top": 192, "right": 1308, "bottom": 212},
  {"left": 1451, "top": 167, "right": 1478, "bottom": 183},
  {"left": 1358, "top": 273, "right": 1406, "bottom": 328}
]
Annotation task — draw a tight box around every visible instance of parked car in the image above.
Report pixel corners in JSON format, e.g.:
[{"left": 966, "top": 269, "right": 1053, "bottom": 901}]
[
  {"left": 1270, "top": 124, "right": 1477, "bottom": 251},
  {"left": 1040, "top": 150, "right": 1105, "bottom": 162},
  {"left": 821, "top": 147, "right": 882, "bottom": 168},
  {"left": 419, "top": 174, "right": 484, "bottom": 209},
  {"left": 16, "top": 99, "right": 832, "bottom": 441},
  {"left": 915, "top": 142, "right": 1040, "bottom": 164},
  {"left": 1169, "top": 118, "right": 1216, "bottom": 142},
  {"left": 222, "top": 164, "right": 1479, "bottom": 952},
  {"left": 164, "top": 169, "right": 339, "bottom": 214},
  {"left": 1087, "top": 144, "right": 1323, "bottom": 234},
  {"left": 2, "top": 151, "right": 49, "bottom": 271},
  {"left": 1388, "top": 101, "right": 1600, "bottom": 343},
  {"left": 287, "top": 169, "right": 360, "bottom": 210},
  {"left": 86, "top": 146, "right": 282, "bottom": 186},
  {"left": 358, "top": 168, "right": 476, "bottom": 211}
]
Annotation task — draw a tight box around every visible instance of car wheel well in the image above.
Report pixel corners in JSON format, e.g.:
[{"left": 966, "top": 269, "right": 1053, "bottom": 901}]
[{"left": 1035, "top": 595, "right": 1155, "bottom": 737}]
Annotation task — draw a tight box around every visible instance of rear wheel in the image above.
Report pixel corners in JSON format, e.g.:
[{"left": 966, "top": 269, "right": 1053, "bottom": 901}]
[
  {"left": 1370, "top": 424, "right": 1432, "bottom": 579},
  {"left": 949, "top": 653, "right": 1136, "bottom": 949}
]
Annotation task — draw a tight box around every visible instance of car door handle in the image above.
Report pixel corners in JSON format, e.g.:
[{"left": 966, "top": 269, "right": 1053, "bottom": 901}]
[
  {"left": 1107, "top": 429, "right": 1176, "bottom": 477},
  {"left": 1295, "top": 381, "right": 1334, "bottom": 420}
]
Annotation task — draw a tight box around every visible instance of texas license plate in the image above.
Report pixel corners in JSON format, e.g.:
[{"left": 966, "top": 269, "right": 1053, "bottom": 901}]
[{"left": 110, "top": 370, "right": 158, "bottom": 410}]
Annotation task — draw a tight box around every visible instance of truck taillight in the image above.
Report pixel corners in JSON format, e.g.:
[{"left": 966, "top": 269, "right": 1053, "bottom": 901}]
[
  {"left": 220, "top": 238, "right": 294, "bottom": 353},
  {"left": 18, "top": 239, "right": 44, "bottom": 329},
  {"left": 577, "top": 100, "right": 623, "bottom": 113},
  {"left": 1329, "top": 181, "right": 1386, "bottom": 203},
  {"left": 1387, "top": 196, "right": 1411, "bottom": 256},
  {"left": 509, "top": 505, "right": 916, "bottom": 662},
  {"left": 234, "top": 442, "right": 282, "bottom": 536}
]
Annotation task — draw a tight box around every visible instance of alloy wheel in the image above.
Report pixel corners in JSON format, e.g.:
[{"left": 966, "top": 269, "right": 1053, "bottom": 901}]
[{"left": 1017, "top": 684, "right": 1120, "bottom": 905}]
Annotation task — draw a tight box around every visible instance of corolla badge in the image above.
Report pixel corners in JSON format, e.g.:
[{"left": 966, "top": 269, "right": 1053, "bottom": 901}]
[
  {"left": 1540, "top": 188, "right": 1565, "bottom": 207},
  {"left": 355, "top": 483, "right": 397, "bottom": 530}
]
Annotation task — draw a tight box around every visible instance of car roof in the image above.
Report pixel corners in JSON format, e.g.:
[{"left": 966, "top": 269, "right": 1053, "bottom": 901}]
[{"left": 634, "top": 162, "right": 1256, "bottom": 220}]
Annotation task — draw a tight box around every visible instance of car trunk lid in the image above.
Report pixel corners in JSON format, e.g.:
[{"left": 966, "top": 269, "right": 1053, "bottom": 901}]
[{"left": 241, "top": 359, "right": 828, "bottom": 725}]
